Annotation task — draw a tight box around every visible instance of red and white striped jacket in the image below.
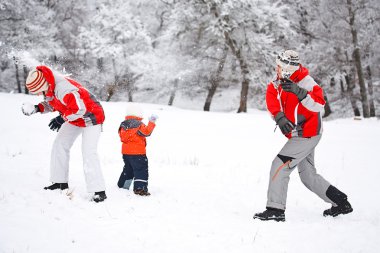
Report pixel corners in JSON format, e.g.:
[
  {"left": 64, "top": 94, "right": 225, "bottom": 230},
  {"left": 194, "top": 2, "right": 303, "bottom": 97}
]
[
  {"left": 36, "top": 66, "right": 105, "bottom": 127},
  {"left": 266, "top": 65, "right": 325, "bottom": 138}
]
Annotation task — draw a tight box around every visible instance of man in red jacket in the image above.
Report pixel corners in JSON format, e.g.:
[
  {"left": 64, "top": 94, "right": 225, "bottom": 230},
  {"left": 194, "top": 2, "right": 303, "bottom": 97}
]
[
  {"left": 21, "top": 66, "right": 107, "bottom": 202},
  {"left": 253, "top": 50, "right": 353, "bottom": 221}
]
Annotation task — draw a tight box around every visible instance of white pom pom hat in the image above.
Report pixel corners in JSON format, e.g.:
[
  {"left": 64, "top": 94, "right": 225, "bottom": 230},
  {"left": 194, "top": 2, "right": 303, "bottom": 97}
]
[
  {"left": 25, "top": 69, "right": 49, "bottom": 94},
  {"left": 125, "top": 103, "right": 143, "bottom": 118}
]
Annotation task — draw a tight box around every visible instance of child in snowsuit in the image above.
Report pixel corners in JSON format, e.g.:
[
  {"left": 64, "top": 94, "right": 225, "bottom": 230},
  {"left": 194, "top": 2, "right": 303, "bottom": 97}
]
[{"left": 117, "top": 104, "right": 157, "bottom": 196}]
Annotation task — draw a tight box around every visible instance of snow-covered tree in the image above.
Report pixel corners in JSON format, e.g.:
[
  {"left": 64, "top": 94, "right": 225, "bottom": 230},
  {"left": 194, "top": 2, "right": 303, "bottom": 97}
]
[
  {"left": 0, "top": 0, "right": 378, "bottom": 117},
  {"left": 0, "top": 0, "right": 62, "bottom": 92},
  {"left": 78, "top": 0, "right": 153, "bottom": 101},
  {"left": 161, "top": 0, "right": 292, "bottom": 112}
]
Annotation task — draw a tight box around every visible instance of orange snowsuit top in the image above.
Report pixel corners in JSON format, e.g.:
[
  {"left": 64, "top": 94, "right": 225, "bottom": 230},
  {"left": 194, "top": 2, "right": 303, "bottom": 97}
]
[{"left": 118, "top": 116, "right": 156, "bottom": 155}]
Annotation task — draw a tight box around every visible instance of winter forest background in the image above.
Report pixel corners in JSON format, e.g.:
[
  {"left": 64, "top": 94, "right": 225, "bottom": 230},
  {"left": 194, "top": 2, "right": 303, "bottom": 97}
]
[{"left": 0, "top": 0, "right": 379, "bottom": 117}]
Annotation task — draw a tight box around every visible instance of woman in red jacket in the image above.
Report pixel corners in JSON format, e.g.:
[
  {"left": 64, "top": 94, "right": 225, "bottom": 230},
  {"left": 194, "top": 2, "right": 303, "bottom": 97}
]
[
  {"left": 253, "top": 50, "right": 353, "bottom": 221},
  {"left": 21, "top": 66, "right": 107, "bottom": 202},
  {"left": 117, "top": 104, "right": 157, "bottom": 196}
]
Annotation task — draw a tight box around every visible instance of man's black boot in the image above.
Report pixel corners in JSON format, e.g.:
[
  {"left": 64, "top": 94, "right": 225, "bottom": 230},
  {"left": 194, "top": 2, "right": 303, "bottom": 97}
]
[
  {"left": 324, "top": 185, "right": 353, "bottom": 217},
  {"left": 323, "top": 200, "right": 353, "bottom": 217},
  {"left": 253, "top": 207, "right": 285, "bottom": 222}
]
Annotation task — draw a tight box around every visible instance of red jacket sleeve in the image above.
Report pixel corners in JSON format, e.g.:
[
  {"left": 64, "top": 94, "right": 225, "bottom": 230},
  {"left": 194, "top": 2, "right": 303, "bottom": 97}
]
[
  {"left": 37, "top": 101, "right": 55, "bottom": 113},
  {"left": 266, "top": 83, "right": 282, "bottom": 118},
  {"left": 138, "top": 121, "right": 156, "bottom": 136},
  {"left": 301, "top": 84, "right": 326, "bottom": 113}
]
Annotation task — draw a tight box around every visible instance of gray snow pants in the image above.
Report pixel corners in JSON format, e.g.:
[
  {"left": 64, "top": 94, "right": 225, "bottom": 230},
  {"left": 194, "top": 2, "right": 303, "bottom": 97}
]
[{"left": 266, "top": 135, "right": 334, "bottom": 210}]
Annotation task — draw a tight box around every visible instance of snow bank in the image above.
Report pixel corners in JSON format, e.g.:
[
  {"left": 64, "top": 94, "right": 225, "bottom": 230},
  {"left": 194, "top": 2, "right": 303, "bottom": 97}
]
[{"left": 0, "top": 93, "right": 379, "bottom": 253}]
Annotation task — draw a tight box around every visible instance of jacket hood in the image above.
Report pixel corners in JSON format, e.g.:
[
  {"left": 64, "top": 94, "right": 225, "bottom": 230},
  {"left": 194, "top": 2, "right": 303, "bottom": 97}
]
[
  {"left": 125, "top": 103, "right": 144, "bottom": 118},
  {"left": 36, "top": 65, "right": 56, "bottom": 95}
]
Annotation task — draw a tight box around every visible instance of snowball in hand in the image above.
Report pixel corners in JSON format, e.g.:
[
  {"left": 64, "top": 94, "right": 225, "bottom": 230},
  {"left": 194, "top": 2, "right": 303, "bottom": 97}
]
[{"left": 21, "top": 102, "right": 36, "bottom": 116}]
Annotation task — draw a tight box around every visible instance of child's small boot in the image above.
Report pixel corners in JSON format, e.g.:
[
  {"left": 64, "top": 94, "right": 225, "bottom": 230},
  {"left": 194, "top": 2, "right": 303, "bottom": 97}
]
[{"left": 134, "top": 189, "right": 151, "bottom": 196}]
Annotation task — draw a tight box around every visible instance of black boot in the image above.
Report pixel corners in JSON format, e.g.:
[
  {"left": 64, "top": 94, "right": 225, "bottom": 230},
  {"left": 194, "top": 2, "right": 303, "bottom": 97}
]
[
  {"left": 44, "top": 183, "right": 68, "bottom": 190},
  {"left": 324, "top": 185, "right": 353, "bottom": 217},
  {"left": 323, "top": 200, "right": 353, "bottom": 217},
  {"left": 93, "top": 191, "right": 107, "bottom": 203},
  {"left": 253, "top": 207, "right": 285, "bottom": 222}
]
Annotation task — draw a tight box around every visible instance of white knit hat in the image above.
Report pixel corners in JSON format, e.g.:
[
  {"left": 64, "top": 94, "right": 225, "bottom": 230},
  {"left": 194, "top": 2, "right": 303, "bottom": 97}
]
[
  {"left": 25, "top": 69, "right": 49, "bottom": 94},
  {"left": 125, "top": 103, "right": 143, "bottom": 118},
  {"left": 276, "top": 50, "right": 300, "bottom": 78}
]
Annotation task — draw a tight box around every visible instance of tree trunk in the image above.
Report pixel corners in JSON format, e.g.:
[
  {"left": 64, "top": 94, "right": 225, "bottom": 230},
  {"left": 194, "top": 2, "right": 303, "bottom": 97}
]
[
  {"left": 330, "top": 77, "right": 335, "bottom": 87},
  {"left": 168, "top": 78, "right": 178, "bottom": 106},
  {"left": 107, "top": 58, "right": 127, "bottom": 102},
  {"left": 209, "top": 4, "right": 249, "bottom": 113},
  {"left": 51, "top": 54, "right": 58, "bottom": 64},
  {"left": 366, "top": 66, "right": 376, "bottom": 117},
  {"left": 353, "top": 47, "right": 369, "bottom": 117},
  {"left": 238, "top": 75, "right": 250, "bottom": 113},
  {"left": 340, "top": 78, "right": 345, "bottom": 94},
  {"left": 345, "top": 73, "right": 360, "bottom": 117},
  {"left": 97, "top": 57, "right": 104, "bottom": 72},
  {"left": 112, "top": 58, "right": 119, "bottom": 85},
  {"left": 223, "top": 32, "right": 249, "bottom": 113},
  {"left": 126, "top": 80, "right": 133, "bottom": 102},
  {"left": 323, "top": 94, "right": 332, "bottom": 118},
  {"left": 316, "top": 78, "right": 332, "bottom": 118},
  {"left": 14, "top": 57, "right": 21, "bottom": 93},
  {"left": 204, "top": 46, "right": 228, "bottom": 111},
  {"left": 106, "top": 84, "right": 115, "bottom": 102},
  {"left": 347, "top": 0, "right": 370, "bottom": 117},
  {"left": 23, "top": 65, "right": 29, "bottom": 94}
]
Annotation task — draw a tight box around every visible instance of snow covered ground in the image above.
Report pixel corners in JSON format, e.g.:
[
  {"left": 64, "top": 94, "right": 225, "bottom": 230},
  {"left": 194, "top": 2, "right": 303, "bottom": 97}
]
[{"left": 0, "top": 92, "right": 379, "bottom": 253}]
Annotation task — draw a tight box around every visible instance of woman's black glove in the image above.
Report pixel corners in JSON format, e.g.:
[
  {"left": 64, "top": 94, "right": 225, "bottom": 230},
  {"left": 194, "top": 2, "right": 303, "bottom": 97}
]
[{"left": 49, "top": 115, "right": 65, "bottom": 132}]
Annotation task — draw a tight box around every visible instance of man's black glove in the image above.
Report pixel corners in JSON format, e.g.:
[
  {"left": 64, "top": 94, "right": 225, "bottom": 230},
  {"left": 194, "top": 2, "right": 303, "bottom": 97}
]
[
  {"left": 49, "top": 115, "right": 65, "bottom": 132},
  {"left": 281, "top": 79, "right": 308, "bottom": 101},
  {"left": 275, "top": 112, "right": 295, "bottom": 135}
]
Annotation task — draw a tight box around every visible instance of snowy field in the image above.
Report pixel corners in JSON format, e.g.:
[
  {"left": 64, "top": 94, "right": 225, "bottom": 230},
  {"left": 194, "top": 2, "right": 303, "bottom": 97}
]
[{"left": 0, "top": 92, "right": 379, "bottom": 253}]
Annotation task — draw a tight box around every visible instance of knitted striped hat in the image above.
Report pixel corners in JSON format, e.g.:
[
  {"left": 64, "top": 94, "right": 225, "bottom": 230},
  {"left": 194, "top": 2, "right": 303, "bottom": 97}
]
[
  {"left": 276, "top": 50, "right": 300, "bottom": 78},
  {"left": 25, "top": 69, "right": 49, "bottom": 94}
]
